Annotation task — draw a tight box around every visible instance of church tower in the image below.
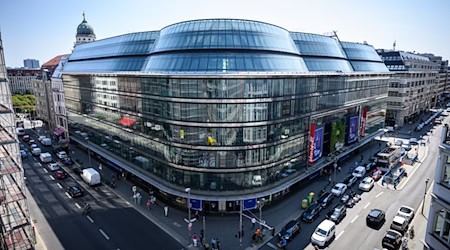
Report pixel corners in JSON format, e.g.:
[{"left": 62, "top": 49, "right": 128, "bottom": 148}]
[{"left": 75, "top": 12, "right": 96, "bottom": 46}]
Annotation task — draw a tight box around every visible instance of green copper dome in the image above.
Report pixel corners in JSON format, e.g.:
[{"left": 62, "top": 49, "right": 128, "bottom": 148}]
[{"left": 76, "top": 13, "right": 95, "bottom": 36}]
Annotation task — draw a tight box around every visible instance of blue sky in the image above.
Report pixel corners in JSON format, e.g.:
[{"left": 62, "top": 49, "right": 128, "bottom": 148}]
[{"left": 1, "top": 0, "right": 449, "bottom": 67}]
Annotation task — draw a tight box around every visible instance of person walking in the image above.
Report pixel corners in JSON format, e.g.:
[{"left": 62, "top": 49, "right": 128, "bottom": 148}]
[
  {"left": 192, "top": 233, "right": 198, "bottom": 247},
  {"left": 199, "top": 229, "right": 204, "bottom": 246},
  {"left": 251, "top": 217, "right": 256, "bottom": 229},
  {"left": 394, "top": 181, "right": 397, "bottom": 190},
  {"left": 164, "top": 205, "right": 168, "bottom": 217},
  {"left": 147, "top": 199, "right": 151, "bottom": 210}
]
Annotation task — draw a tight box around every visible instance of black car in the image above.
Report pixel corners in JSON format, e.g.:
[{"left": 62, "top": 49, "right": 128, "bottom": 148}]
[
  {"left": 301, "top": 204, "right": 322, "bottom": 223},
  {"left": 317, "top": 192, "right": 335, "bottom": 208},
  {"left": 278, "top": 220, "right": 300, "bottom": 241},
  {"left": 72, "top": 166, "right": 84, "bottom": 175},
  {"left": 67, "top": 186, "right": 83, "bottom": 198},
  {"left": 366, "top": 209, "right": 386, "bottom": 228},
  {"left": 382, "top": 230, "right": 402, "bottom": 250},
  {"left": 326, "top": 204, "right": 347, "bottom": 223},
  {"left": 61, "top": 157, "right": 74, "bottom": 165}
]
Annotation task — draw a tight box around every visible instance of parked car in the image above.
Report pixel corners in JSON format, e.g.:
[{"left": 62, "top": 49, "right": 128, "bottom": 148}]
[
  {"left": 278, "top": 220, "right": 300, "bottom": 241},
  {"left": 61, "top": 157, "right": 74, "bottom": 165},
  {"left": 310, "top": 219, "right": 336, "bottom": 247},
  {"left": 359, "top": 177, "right": 375, "bottom": 191},
  {"left": 382, "top": 230, "right": 403, "bottom": 250},
  {"left": 30, "top": 144, "right": 38, "bottom": 149},
  {"left": 38, "top": 135, "right": 46, "bottom": 142},
  {"left": 364, "top": 162, "right": 376, "bottom": 171},
  {"left": 67, "top": 185, "right": 83, "bottom": 198},
  {"left": 301, "top": 204, "right": 322, "bottom": 223},
  {"left": 409, "top": 138, "right": 418, "bottom": 145},
  {"left": 370, "top": 169, "right": 383, "bottom": 181},
  {"left": 326, "top": 204, "right": 346, "bottom": 223},
  {"left": 352, "top": 166, "right": 366, "bottom": 178},
  {"left": 54, "top": 170, "right": 68, "bottom": 180},
  {"left": 27, "top": 139, "right": 35, "bottom": 145},
  {"left": 366, "top": 209, "right": 385, "bottom": 229},
  {"left": 394, "top": 140, "right": 403, "bottom": 146},
  {"left": 19, "top": 144, "right": 25, "bottom": 150},
  {"left": 317, "top": 192, "right": 335, "bottom": 208},
  {"left": 22, "top": 135, "right": 30, "bottom": 142},
  {"left": 56, "top": 151, "right": 68, "bottom": 160},
  {"left": 20, "top": 150, "right": 27, "bottom": 159},
  {"left": 47, "top": 163, "right": 60, "bottom": 171},
  {"left": 396, "top": 205, "right": 415, "bottom": 223},
  {"left": 344, "top": 176, "right": 358, "bottom": 187},
  {"left": 331, "top": 183, "right": 347, "bottom": 197},
  {"left": 390, "top": 215, "right": 408, "bottom": 234}
]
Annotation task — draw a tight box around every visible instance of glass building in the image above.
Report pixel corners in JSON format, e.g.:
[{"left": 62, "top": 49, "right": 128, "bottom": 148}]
[{"left": 62, "top": 19, "right": 390, "bottom": 211}]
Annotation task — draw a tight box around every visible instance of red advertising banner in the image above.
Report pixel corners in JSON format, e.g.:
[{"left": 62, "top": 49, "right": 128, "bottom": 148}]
[
  {"left": 360, "top": 107, "right": 367, "bottom": 137},
  {"left": 308, "top": 123, "right": 316, "bottom": 164}
]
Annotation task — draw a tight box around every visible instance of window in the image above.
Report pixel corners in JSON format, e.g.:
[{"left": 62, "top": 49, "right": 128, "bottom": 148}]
[
  {"left": 433, "top": 208, "right": 450, "bottom": 245},
  {"left": 442, "top": 156, "right": 450, "bottom": 188}
]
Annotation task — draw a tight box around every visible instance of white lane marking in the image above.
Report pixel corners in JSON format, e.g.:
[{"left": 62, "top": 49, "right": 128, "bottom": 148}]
[
  {"left": 37, "top": 162, "right": 42, "bottom": 166},
  {"left": 49, "top": 175, "right": 55, "bottom": 180},
  {"left": 43, "top": 168, "right": 48, "bottom": 173},
  {"left": 126, "top": 201, "right": 130, "bottom": 205},
  {"left": 364, "top": 202, "right": 371, "bottom": 209},
  {"left": 86, "top": 215, "right": 94, "bottom": 223},
  {"left": 351, "top": 215, "right": 359, "bottom": 223},
  {"left": 65, "top": 192, "right": 72, "bottom": 199},
  {"left": 99, "top": 229, "right": 110, "bottom": 240},
  {"left": 75, "top": 203, "right": 81, "bottom": 209},
  {"left": 376, "top": 192, "right": 384, "bottom": 198},
  {"left": 57, "top": 183, "right": 63, "bottom": 189},
  {"left": 267, "top": 242, "right": 278, "bottom": 249},
  {"left": 336, "top": 231, "right": 345, "bottom": 240}
]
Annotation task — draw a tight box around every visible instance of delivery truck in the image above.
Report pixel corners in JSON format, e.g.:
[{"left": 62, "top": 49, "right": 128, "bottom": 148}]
[{"left": 81, "top": 168, "right": 101, "bottom": 186}]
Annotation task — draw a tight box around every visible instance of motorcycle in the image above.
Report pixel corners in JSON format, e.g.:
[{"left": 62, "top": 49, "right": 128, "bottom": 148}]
[
  {"left": 341, "top": 194, "right": 350, "bottom": 203},
  {"left": 352, "top": 194, "right": 361, "bottom": 203},
  {"left": 82, "top": 204, "right": 91, "bottom": 215}
]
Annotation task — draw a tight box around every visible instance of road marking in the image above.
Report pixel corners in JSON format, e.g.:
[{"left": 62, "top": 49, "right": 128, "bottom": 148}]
[
  {"left": 57, "top": 183, "right": 63, "bottom": 189},
  {"left": 37, "top": 162, "right": 42, "bottom": 166},
  {"left": 49, "top": 175, "right": 55, "bottom": 180},
  {"left": 336, "top": 231, "right": 345, "bottom": 240},
  {"left": 65, "top": 192, "right": 72, "bottom": 199},
  {"left": 86, "top": 215, "right": 94, "bottom": 223},
  {"left": 351, "top": 215, "right": 359, "bottom": 223},
  {"left": 126, "top": 201, "right": 130, "bottom": 205},
  {"left": 376, "top": 192, "right": 384, "bottom": 198},
  {"left": 75, "top": 203, "right": 81, "bottom": 209},
  {"left": 99, "top": 229, "right": 110, "bottom": 240},
  {"left": 173, "top": 222, "right": 181, "bottom": 227},
  {"left": 267, "top": 242, "right": 278, "bottom": 249},
  {"left": 43, "top": 168, "right": 48, "bottom": 173},
  {"left": 364, "top": 202, "right": 371, "bottom": 209}
]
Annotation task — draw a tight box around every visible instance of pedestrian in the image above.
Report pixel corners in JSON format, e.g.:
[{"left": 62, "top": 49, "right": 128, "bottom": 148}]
[
  {"left": 133, "top": 193, "right": 137, "bottom": 204},
  {"left": 192, "top": 233, "right": 198, "bottom": 247},
  {"left": 200, "top": 229, "right": 204, "bottom": 245},
  {"left": 216, "top": 238, "right": 221, "bottom": 250},
  {"left": 150, "top": 195, "right": 156, "bottom": 205},
  {"left": 147, "top": 199, "right": 151, "bottom": 210},
  {"left": 164, "top": 205, "right": 168, "bottom": 217},
  {"left": 337, "top": 166, "right": 342, "bottom": 172},
  {"left": 98, "top": 164, "right": 103, "bottom": 171},
  {"left": 137, "top": 192, "right": 142, "bottom": 205},
  {"left": 194, "top": 210, "right": 199, "bottom": 221},
  {"left": 251, "top": 217, "right": 256, "bottom": 229},
  {"left": 394, "top": 182, "right": 397, "bottom": 190},
  {"left": 210, "top": 238, "right": 217, "bottom": 250},
  {"left": 382, "top": 178, "right": 385, "bottom": 186}
]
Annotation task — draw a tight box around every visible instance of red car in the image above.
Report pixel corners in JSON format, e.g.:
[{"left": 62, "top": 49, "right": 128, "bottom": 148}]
[
  {"left": 22, "top": 135, "right": 30, "bottom": 142},
  {"left": 54, "top": 170, "right": 68, "bottom": 180},
  {"left": 370, "top": 169, "right": 382, "bottom": 181}
]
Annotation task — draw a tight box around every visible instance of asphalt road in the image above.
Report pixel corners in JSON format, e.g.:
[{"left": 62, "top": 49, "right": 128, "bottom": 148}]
[{"left": 22, "top": 131, "right": 184, "bottom": 250}]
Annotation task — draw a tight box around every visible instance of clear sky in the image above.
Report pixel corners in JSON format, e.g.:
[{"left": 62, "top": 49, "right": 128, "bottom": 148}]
[{"left": 1, "top": 0, "right": 449, "bottom": 67}]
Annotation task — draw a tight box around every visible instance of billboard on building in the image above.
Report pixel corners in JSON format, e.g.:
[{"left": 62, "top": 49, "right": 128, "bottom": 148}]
[
  {"left": 360, "top": 107, "right": 368, "bottom": 137},
  {"left": 330, "top": 118, "right": 346, "bottom": 152},
  {"left": 348, "top": 116, "right": 358, "bottom": 143},
  {"left": 308, "top": 123, "right": 324, "bottom": 164}
]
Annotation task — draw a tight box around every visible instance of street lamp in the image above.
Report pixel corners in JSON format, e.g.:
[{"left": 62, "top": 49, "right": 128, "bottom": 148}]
[
  {"left": 185, "top": 187, "right": 191, "bottom": 237},
  {"left": 421, "top": 178, "right": 430, "bottom": 215},
  {"left": 257, "top": 199, "right": 265, "bottom": 230}
]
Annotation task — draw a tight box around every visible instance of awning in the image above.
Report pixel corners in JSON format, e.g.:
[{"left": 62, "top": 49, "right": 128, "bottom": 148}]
[
  {"left": 119, "top": 117, "right": 135, "bottom": 127},
  {"left": 54, "top": 128, "right": 65, "bottom": 136}
]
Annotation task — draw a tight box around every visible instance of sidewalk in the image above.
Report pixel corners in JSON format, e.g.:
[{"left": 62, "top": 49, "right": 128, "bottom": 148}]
[{"left": 406, "top": 182, "right": 433, "bottom": 250}]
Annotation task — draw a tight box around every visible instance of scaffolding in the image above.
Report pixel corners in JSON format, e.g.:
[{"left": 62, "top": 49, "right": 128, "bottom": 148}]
[{"left": 0, "top": 32, "right": 34, "bottom": 249}]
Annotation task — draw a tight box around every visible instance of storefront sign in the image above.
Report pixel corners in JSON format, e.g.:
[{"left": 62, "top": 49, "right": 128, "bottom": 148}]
[
  {"left": 360, "top": 107, "right": 367, "bottom": 137},
  {"left": 348, "top": 116, "right": 358, "bottom": 143}
]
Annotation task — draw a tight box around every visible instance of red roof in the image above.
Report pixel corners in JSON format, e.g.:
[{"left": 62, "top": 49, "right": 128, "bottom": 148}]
[{"left": 42, "top": 54, "right": 70, "bottom": 68}]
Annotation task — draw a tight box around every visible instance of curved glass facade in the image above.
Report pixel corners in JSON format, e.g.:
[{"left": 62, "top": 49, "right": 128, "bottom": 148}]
[
  {"left": 63, "top": 19, "right": 390, "bottom": 203},
  {"left": 340, "top": 41, "right": 383, "bottom": 62},
  {"left": 154, "top": 19, "right": 298, "bottom": 54}
]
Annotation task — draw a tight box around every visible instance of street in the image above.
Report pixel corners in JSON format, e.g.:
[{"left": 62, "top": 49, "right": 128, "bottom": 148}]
[{"left": 22, "top": 131, "right": 184, "bottom": 250}]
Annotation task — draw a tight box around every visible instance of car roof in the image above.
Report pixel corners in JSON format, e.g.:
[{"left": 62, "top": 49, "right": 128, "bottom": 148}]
[
  {"left": 399, "top": 205, "right": 414, "bottom": 212},
  {"left": 369, "top": 209, "right": 383, "bottom": 217},
  {"left": 393, "top": 216, "right": 406, "bottom": 223},
  {"left": 317, "top": 219, "right": 335, "bottom": 230},
  {"left": 386, "top": 229, "right": 402, "bottom": 236},
  {"left": 362, "top": 177, "right": 373, "bottom": 181},
  {"left": 355, "top": 166, "right": 365, "bottom": 171}
]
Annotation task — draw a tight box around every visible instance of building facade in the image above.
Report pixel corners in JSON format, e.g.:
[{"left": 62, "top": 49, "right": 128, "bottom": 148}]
[
  {"left": 63, "top": 19, "right": 389, "bottom": 211},
  {"left": 22, "top": 59, "right": 39, "bottom": 68},
  {"left": 51, "top": 55, "right": 70, "bottom": 141},
  {"left": 420, "top": 53, "right": 449, "bottom": 105},
  {"left": 378, "top": 50, "right": 439, "bottom": 127},
  {"left": 6, "top": 68, "right": 40, "bottom": 94},
  {"left": 33, "top": 68, "right": 55, "bottom": 131},
  {"left": 0, "top": 33, "right": 34, "bottom": 249},
  {"left": 425, "top": 125, "right": 450, "bottom": 249}
]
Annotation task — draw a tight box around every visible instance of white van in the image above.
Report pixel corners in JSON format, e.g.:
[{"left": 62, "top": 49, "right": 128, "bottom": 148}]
[
  {"left": 352, "top": 166, "right": 366, "bottom": 178},
  {"left": 39, "top": 152, "right": 52, "bottom": 163},
  {"left": 31, "top": 147, "right": 42, "bottom": 156},
  {"left": 81, "top": 168, "right": 101, "bottom": 186},
  {"left": 390, "top": 215, "right": 408, "bottom": 234},
  {"left": 41, "top": 138, "right": 52, "bottom": 146},
  {"left": 311, "top": 219, "right": 336, "bottom": 247},
  {"left": 16, "top": 128, "right": 25, "bottom": 136}
]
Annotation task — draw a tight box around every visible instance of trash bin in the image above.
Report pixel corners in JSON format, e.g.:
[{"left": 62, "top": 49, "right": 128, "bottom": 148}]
[{"left": 301, "top": 199, "right": 308, "bottom": 209}]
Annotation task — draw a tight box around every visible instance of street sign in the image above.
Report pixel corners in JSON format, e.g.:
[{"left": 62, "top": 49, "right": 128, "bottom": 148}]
[
  {"left": 243, "top": 198, "right": 257, "bottom": 211},
  {"left": 190, "top": 199, "right": 203, "bottom": 211}
]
